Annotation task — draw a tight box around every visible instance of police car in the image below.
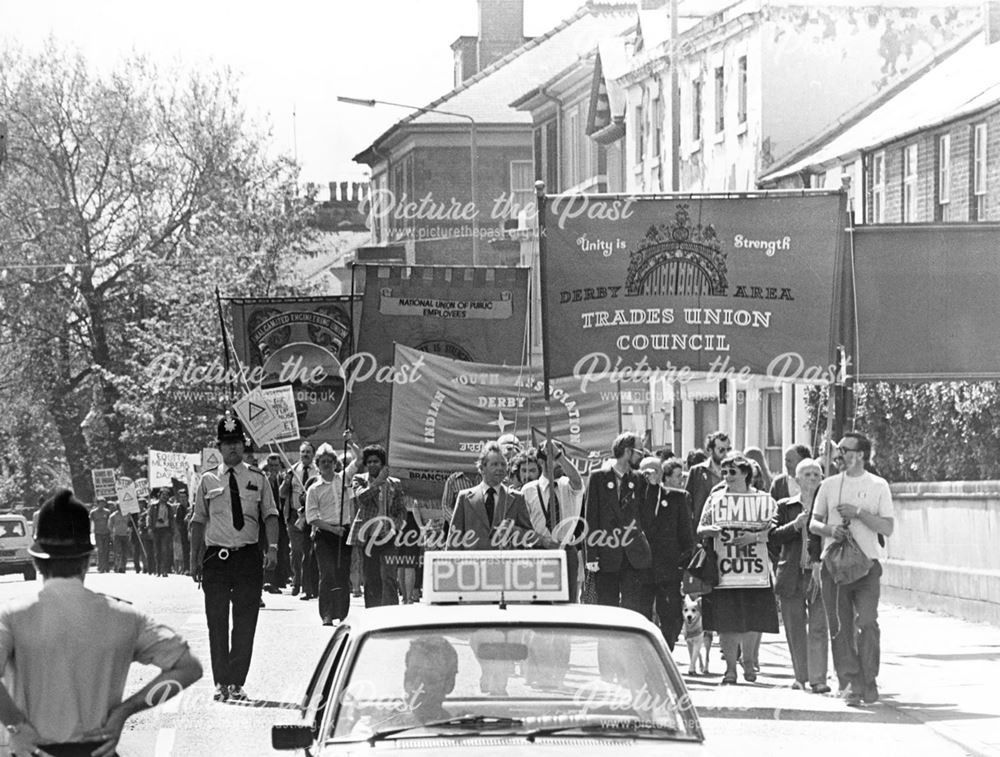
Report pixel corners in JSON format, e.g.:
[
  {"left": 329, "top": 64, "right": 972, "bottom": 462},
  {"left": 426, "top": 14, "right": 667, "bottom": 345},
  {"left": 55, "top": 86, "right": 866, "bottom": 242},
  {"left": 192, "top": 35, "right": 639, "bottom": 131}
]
[{"left": 272, "top": 550, "right": 705, "bottom": 755}]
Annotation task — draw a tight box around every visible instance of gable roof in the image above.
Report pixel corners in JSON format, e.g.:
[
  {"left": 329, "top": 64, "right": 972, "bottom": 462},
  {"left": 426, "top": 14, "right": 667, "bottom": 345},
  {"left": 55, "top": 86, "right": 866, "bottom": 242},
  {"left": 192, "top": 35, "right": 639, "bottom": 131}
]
[
  {"left": 353, "top": 1, "right": 636, "bottom": 164},
  {"left": 760, "top": 29, "right": 992, "bottom": 182}
]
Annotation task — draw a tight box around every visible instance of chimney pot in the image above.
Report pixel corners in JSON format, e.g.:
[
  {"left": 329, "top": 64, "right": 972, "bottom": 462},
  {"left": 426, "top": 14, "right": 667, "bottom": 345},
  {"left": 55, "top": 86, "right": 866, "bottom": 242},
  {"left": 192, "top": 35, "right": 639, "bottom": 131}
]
[
  {"left": 339, "top": 182, "right": 349, "bottom": 203},
  {"left": 329, "top": 181, "right": 337, "bottom": 202}
]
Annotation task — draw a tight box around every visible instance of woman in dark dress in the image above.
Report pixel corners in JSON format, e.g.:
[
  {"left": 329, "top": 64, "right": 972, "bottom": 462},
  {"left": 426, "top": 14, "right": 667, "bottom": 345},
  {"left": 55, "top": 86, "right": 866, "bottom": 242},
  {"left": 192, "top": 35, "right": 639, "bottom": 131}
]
[{"left": 697, "top": 453, "right": 779, "bottom": 684}]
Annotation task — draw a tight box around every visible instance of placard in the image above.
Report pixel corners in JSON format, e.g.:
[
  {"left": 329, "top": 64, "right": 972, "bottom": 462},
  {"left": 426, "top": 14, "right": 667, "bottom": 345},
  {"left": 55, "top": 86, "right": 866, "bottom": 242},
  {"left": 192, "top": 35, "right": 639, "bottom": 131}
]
[
  {"left": 91, "top": 468, "right": 117, "bottom": 500},
  {"left": 115, "top": 477, "right": 140, "bottom": 515},
  {"left": 711, "top": 492, "right": 776, "bottom": 589},
  {"left": 148, "top": 450, "right": 194, "bottom": 488}
]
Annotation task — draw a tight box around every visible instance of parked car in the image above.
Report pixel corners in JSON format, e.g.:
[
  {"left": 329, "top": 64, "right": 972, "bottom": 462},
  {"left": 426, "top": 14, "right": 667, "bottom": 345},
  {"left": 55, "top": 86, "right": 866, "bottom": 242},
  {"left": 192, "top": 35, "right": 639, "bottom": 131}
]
[{"left": 0, "top": 513, "right": 36, "bottom": 581}]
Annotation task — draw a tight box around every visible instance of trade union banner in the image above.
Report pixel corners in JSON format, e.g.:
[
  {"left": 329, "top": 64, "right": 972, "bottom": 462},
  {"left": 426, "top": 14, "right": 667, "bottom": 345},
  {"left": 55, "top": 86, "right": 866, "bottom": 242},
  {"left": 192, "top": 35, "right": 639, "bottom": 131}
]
[
  {"left": 353, "top": 265, "right": 530, "bottom": 449},
  {"left": 388, "top": 344, "right": 619, "bottom": 501},
  {"left": 230, "top": 296, "right": 359, "bottom": 447},
  {"left": 540, "top": 193, "right": 845, "bottom": 384},
  {"left": 710, "top": 492, "right": 776, "bottom": 589},
  {"left": 851, "top": 224, "right": 1000, "bottom": 380}
]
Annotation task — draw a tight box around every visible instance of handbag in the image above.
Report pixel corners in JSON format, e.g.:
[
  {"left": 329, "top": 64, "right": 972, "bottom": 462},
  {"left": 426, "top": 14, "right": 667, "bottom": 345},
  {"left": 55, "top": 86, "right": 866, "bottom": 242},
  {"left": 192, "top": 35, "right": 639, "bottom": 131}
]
[
  {"left": 822, "top": 531, "right": 872, "bottom": 585},
  {"left": 682, "top": 540, "right": 719, "bottom": 596}
]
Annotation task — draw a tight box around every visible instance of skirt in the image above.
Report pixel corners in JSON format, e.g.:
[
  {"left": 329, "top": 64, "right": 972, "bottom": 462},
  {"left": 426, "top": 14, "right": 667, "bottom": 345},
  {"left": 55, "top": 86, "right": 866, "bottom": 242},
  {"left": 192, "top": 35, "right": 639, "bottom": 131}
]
[{"left": 703, "top": 587, "right": 779, "bottom": 634}]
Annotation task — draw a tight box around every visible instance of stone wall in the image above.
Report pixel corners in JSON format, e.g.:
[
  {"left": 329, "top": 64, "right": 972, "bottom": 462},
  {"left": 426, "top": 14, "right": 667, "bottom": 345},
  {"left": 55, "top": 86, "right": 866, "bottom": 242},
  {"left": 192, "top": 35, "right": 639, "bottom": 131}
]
[{"left": 883, "top": 481, "right": 1000, "bottom": 625}]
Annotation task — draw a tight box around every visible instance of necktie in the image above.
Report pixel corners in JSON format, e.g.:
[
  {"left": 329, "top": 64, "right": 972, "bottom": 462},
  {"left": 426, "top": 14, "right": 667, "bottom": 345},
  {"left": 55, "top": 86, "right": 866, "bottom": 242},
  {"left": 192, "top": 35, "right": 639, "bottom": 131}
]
[
  {"left": 485, "top": 487, "right": 496, "bottom": 526},
  {"left": 228, "top": 469, "right": 245, "bottom": 530},
  {"left": 546, "top": 483, "right": 561, "bottom": 531}
]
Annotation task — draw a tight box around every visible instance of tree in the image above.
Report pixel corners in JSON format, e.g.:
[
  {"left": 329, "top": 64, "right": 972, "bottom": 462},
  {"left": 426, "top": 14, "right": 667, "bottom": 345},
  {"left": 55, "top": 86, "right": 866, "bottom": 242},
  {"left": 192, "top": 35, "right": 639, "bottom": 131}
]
[{"left": 0, "top": 41, "right": 317, "bottom": 502}]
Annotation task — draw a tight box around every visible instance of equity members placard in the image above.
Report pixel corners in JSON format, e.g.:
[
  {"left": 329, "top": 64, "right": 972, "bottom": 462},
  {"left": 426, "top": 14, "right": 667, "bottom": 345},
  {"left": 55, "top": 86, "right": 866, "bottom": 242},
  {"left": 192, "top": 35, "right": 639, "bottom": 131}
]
[{"left": 541, "top": 194, "right": 845, "bottom": 382}]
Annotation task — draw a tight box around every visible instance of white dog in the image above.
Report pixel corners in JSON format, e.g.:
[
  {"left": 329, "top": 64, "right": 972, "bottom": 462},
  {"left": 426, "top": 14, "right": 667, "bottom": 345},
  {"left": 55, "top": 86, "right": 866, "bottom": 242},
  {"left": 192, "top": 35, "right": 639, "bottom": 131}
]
[{"left": 682, "top": 595, "right": 714, "bottom": 676}]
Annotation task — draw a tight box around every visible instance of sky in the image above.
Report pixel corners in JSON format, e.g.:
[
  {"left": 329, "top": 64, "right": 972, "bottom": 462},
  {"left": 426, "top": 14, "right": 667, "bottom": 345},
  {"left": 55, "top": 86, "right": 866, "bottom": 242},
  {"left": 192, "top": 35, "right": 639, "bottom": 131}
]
[{"left": 1, "top": 0, "right": 585, "bottom": 195}]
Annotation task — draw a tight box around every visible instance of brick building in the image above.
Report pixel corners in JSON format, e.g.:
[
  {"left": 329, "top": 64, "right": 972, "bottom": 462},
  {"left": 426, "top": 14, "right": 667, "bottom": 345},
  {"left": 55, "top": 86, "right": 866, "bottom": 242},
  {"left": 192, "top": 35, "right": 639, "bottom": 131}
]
[
  {"left": 760, "top": 20, "right": 1000, "bottom": 228},
  {"left": 350, "top": 0, "right": 635, "bottom": 266}
]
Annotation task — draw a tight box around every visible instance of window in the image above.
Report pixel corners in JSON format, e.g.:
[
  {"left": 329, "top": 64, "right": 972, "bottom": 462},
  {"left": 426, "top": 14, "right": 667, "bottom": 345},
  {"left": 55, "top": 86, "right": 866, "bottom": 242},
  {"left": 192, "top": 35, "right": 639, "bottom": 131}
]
[
  {"left": 936, "top": 134, "right": 951, "bottom": 221},
  {"left": 533, "top": 119, "right": 559, "bottom": 192},
  {"left": 762, "top": 389, "right": 782, "bottom": 470},
  {"left": 568, "top": 109, "right": 580, "bottom": 186},
  {"left": 870, "top": 151, "right": 885, "bottom": 223},
  {"left": 634, "top": 102, "right": 645, "bottom": 165},
  {"left": 973, "top": 123, "right": 987, "bottom": 221},
  {"left": 691, "top": 78, "right": 702, "bottom": 142},
  {"left": 652, "top": 94, "right": 663, "bottom": 157},
  {"left": 714, "top": 65, "right": 725, "bottom": 133},
  {"left": 508, "top": 160, "right": 533, "bottom": 222},
  {"left": 902, "top": 143, "right": 918, "bottom": 222},
  {"left": 737, "top": 56, "right": 747, "bottom": 124}
]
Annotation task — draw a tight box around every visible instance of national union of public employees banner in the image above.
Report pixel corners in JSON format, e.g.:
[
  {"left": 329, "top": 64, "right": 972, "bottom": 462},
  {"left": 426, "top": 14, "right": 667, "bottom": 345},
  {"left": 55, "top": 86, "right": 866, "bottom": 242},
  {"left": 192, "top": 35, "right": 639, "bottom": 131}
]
[
  {"left": 388, "top": 344, "right": 619, "bottom": 501},
  {"left": 541, "top": 194, "right": 845, "bottom": 383},
  {"left": 352, "top": 265, "right": 530, "bottom": 449},
  {"left": 230, "top": 297, "right": 359, "bottom": 446}
]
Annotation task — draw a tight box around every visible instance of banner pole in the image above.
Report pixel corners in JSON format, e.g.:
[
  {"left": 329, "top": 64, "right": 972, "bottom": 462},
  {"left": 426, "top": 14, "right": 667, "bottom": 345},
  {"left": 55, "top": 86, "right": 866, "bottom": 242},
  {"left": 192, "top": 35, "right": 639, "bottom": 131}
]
[
  {"left": 535, "top": 181, "right": 551, "bottom": 405},
  {"left": 215, "top": 287, "right": 235, "bottom": 404}
]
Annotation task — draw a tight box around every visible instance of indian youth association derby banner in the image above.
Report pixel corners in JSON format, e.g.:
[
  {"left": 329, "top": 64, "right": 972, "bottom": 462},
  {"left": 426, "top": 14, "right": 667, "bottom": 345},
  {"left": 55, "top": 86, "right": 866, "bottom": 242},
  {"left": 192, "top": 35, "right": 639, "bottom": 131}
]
[
  {"left": 353, "top": 265, "right": 530, "bottom": 448},
  {"left": 388, "top": 344, "right": 619, "bottom": 501},
  {"left": 230, "top": 297, "right": 359, "bottom": 445},
  {"left": 711, "top": 492, "right": 776, "bottom": 589},
  {"left": 541, "top": 194, "right": 845, "bottom": 382}
]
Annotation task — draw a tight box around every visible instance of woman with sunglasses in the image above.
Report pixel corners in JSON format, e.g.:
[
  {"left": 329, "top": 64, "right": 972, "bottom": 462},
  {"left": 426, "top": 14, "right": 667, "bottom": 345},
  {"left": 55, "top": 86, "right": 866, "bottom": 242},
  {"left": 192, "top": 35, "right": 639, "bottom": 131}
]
[{"left": 697, "top": 453, "right": 779, "bottom": 685}]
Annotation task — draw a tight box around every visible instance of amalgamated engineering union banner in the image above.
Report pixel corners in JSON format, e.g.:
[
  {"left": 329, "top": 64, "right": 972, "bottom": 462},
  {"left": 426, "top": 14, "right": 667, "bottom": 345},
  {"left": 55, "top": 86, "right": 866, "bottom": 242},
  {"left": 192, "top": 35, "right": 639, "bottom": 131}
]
[{"left": 540, "top": 194, "right": 845, "bottom": 384}]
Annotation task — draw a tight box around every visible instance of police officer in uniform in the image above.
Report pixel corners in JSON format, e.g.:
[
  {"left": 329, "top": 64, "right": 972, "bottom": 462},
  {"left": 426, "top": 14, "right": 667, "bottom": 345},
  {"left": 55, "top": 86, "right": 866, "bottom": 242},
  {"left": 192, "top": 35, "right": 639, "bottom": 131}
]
[{"left": 190, "top": 412, "right": 279, "bottom": 702}]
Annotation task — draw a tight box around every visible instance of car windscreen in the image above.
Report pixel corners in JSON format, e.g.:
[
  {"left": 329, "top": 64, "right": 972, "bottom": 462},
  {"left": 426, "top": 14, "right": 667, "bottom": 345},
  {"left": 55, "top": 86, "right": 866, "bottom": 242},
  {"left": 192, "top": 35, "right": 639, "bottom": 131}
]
[
  {"left": 0, "top": 521, "right": 25, "bottom": 538},
  {"left": 330, "top": 625, "right": 696, "bottom": 742}
]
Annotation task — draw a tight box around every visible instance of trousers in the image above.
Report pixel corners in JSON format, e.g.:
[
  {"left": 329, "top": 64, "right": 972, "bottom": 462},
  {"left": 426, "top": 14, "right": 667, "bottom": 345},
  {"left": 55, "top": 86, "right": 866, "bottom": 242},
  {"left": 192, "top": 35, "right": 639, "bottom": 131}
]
[
  {"left": 362, "top": 542, "right": 400, "bottom": 608},
  {"left": 822, "top": 560, "right": 881, "bottom": 692},
  {"left": 288, "top": 523, "right": 304, "bottom": 591},
  {"left": 313, "top": 530, "right": 353, "bottom": 622},
  {"left": 780, "top": 585, "right": 829, "bottom": 686},
  {"left": 202, "top": 545, "right": 263, "bottom": 686}
]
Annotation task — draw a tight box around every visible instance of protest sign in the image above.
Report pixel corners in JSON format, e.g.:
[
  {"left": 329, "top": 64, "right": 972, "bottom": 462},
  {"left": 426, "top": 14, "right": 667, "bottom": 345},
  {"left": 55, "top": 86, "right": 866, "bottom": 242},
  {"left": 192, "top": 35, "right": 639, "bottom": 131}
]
[
  {"left": 115, "top": 477, "right": 140, "bottom": 515},
  {"left": 134, "top": 477, "right": 149, "bottom": 499},
  {"left": 91, "top": 469, "right": 117, "bottom": 500},
  {"left": 148, "top": 450, "right": 194, "bottom": 489},
  {"left": 259, "top": 385, "right": 300, "bottom": 442},
  {"left": 711, "top": 492, "right": 776, "bottom": 589},
  {"left": 202, "top": 448, "right": 223, "bottom": 471}
]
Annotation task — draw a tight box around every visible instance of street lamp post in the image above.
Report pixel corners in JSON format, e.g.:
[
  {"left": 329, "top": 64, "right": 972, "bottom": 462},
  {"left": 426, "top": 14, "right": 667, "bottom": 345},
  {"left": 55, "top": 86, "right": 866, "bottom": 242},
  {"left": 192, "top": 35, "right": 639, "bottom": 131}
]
[{"left": 338, "top": 95, "right": 479, "bottom": 265}]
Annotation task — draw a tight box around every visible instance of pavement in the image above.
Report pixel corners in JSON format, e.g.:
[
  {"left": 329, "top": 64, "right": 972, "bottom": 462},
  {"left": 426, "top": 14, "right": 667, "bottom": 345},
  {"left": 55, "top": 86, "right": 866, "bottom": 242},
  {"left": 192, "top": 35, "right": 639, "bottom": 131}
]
[{"left": 0, "top": 572, "right": 997, "bottom": 756}]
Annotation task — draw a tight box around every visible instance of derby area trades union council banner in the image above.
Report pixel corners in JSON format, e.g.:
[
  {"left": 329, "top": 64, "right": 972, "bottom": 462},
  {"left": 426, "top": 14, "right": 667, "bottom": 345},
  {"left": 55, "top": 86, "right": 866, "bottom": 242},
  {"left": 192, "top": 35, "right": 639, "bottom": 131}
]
[
  {"left": 541, "top": 194, "right": 844, "bottom": 382},
  {"left": 388, "top": 344, "right": 619, "bottom": 501},
  {"left": 353, "top": 265, "right": 530, "bottom": 449}
]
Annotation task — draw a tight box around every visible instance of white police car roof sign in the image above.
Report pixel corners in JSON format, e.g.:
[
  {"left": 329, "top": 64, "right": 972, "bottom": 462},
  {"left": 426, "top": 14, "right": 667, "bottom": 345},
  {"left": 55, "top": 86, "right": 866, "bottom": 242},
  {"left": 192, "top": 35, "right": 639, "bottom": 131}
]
[{"left": 423, "top": 550, "right": 568, "bottom": 603}]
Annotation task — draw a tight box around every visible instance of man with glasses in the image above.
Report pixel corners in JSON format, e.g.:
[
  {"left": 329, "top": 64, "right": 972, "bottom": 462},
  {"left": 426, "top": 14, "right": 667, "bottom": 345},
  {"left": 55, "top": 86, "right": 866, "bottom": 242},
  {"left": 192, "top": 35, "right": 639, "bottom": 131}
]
[
  {"left": 810, "top": 431, "right": 894, "bottom": 707},
  {"left": 686, "top": 432, "right": 732, "bottom": 530}
]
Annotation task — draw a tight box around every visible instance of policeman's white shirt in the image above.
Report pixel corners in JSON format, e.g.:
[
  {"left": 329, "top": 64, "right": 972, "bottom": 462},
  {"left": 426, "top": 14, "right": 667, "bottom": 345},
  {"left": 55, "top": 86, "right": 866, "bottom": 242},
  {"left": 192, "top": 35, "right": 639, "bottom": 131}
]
[
  {"left": 521, "top": 475, "right": 584, "bottom": 541},
  {"left": 192, "top": 461, "right": 278, "bottom": 548},
  {"left": 0, "top": 578, "right": 190, "bottom": 743}
]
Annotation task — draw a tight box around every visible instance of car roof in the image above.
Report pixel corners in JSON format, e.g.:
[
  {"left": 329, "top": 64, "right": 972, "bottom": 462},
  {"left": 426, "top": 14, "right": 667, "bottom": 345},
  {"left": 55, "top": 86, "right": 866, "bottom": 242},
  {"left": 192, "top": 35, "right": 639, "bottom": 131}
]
[
  {"left": 341, "top": 603, "right": 662, "bottom": 636},
  {"left": 0, "top": 514, "right": 26, "bottom": 522}
]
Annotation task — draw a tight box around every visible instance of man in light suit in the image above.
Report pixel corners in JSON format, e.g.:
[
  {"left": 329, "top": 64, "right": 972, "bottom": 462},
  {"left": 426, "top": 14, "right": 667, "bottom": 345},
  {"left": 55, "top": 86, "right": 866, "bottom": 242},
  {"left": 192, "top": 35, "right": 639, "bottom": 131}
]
[{"left": 448, "top": 441, "right": 536, "bottom": 551}]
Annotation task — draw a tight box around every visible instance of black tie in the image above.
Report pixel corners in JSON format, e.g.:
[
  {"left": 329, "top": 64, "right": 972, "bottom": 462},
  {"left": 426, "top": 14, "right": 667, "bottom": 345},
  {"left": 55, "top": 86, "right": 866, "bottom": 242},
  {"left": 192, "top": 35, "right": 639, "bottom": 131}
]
[
  {"left": 546, "top": 484, "right": 561, "bottom": 531},
  {"left": 228, "top": 469, "right": 245, "bottom": 530},
  {"left": 485, "top": 487, "right": 496, "bottom": 526}
]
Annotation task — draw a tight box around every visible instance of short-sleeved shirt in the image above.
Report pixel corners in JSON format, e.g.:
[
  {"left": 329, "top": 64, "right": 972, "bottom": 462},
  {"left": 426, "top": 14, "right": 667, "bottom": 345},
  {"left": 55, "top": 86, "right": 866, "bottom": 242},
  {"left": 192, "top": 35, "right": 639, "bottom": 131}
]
[
  {"left": 90, "top": 506, "right": 111, "bottom": 534},
  {"left": 108, "top": 510, "right": 130, "bottom": 537},
  {"left": 521, "top": 475, "right": 584, "bottom": 541},
  {"left": 813, "top": 471, "right": 893, "bottom": 560},
  {"left": 192, "top": 462, "right": 278, "bottom": 548},
  {"left": 0, "top": 578, "right": 190, "bottom": 743}
]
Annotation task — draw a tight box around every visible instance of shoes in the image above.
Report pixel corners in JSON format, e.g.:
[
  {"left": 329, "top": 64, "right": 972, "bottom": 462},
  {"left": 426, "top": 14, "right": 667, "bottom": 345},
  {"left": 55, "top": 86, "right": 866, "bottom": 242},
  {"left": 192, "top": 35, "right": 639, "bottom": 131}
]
[
  {"left": 227, "top": 685, "right": 249, "bottom": 702},
  {"left": 811, "top": 683, "right": 832, "bottom": 694},
  {"left": 351, "top": 591, "right": 362, "bottom": 597},
  {"left": 322, "top": 618, "right": 335, "bottom": 626},
  {"left": 843, "top": 686, "right": 863, "bottom": 707},
  {"left": 259, "top": 599, "right": 265, "bottom": 608},
  {"left": 743, "top": 670, "right": 757, "bottom": 683},
  {"left": 264, "top": 584, "right": 281, "bottom": 594},
  {"left": 291, "top": 586, "right": 300, "bottom": 596},
  {"left": 862, "top": 683, "right": 879, "bottom": 703},
  {"left": 213, "top": 684, "right": 229, "bottom": 702},
  {"left": 299, "top": 593, "right": 312, "bottom": 601},
  {"left": 721, "top": 672, "right": 737, "bottom": 685},
  {"left": 791, "top": 681, "right": 807, "bottom": 690}
]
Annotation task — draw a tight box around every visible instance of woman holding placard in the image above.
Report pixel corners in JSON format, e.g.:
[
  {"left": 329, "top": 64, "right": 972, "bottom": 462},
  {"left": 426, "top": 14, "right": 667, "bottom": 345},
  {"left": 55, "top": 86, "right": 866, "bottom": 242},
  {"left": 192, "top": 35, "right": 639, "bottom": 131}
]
[{"left": 697, "top": 453, "right": 779, "bottom": 685}]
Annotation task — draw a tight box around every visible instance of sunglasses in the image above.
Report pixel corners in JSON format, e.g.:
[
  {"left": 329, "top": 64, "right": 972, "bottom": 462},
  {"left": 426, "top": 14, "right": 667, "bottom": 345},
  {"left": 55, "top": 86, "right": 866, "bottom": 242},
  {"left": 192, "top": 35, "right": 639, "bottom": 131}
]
[
  {"left": 721, "top": 467, "right": 745, "bottom": 476},
  {"left": 838, "top": 445, "right": 862, "bottom": 453}
]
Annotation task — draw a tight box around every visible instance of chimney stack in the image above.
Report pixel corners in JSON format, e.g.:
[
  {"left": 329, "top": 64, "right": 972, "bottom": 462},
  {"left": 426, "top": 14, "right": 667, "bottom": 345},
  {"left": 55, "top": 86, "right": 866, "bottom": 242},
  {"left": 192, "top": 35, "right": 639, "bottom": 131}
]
[
  {"left": 987, "top": 0, "right": 1000, "bottom": 44},
  {"left": 339, "top": 182, "right": 349, "bottom": 203},
  {"left": 477, "top": 0, "right": 525, "bottom": 72}
]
